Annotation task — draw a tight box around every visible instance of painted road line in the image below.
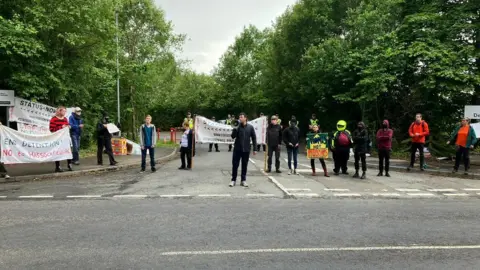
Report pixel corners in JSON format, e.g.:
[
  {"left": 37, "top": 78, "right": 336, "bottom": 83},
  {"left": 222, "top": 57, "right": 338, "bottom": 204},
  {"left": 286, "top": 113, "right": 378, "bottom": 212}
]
[
  {"left": 372, "top": 193, "right": 401, "bottom": 197},
  {"left": 160, "top": 245, "right": 480, "bottom": 256},
  {"left": 285, "top": 188, "right": 312, "bottom": 192},
  {"left": 66, "top": 195, "right": 102, "bottom": 198},
  {"left": 198, "top": 194, "right": 231, "bottom": 197},
  {"left": 291, "top": 193, "right": 319, "bottom": 197},
  {"left": 463, "top": 188, "right": 480, "bottom": 191},
  {"left": 18, "top": 195, "right": 53, "bottom": 199},
  {"left": 268, "top": 176, "right": 292, "bottom": 196},
  {"left": 324, "top": 188, "right": 350, "bottom": 192},
  {"left": 427, "top": 188, "right": 457, "bottom": 192},
  {"left": 286, "top": 159, "right": 312, "bottom": 169},
  {"left": 113, "top": 194, "right": 148, "bottom": 198},
  {"left": 249, "top": 158, "right": 256, "bottom": 164},
  {"left": 0, "top": 196, "right": 6, "bottom": 199},
  {"left": 406, "top": 193, "right": 435, "bottom": 197},
  {"left": 395, "top": 188, "right": 421, "bottom": 192},
  {"left": 160, "top": 195, "right": 192, "bottom": 198},
  {"left": 333, "top": 193, "right": 361, "bottom": 197},
  {"left": 294, "top": 169, "right": 313, "bottom": 173},
  {"left": 246, "top": 194, "right": 276, "bottom": 197},
  {"left": 443, "top": 193, "right": 469, "bottom": 197}
]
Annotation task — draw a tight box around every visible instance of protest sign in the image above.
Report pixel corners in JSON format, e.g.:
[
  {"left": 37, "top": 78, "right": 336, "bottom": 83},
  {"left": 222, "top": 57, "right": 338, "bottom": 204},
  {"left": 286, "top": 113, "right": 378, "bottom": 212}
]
[
  {"left": 17, "top": 122, "right": 50, "bottom": 135},
  {"left": 0, "top": 125, "right": 72, "bottom": 164},
  {"left": 195, "top": 116, "right": 267, "bottom": 144},
  {"left": 306, "top": 132, "right": 329, "bottom": 159},
  {"left": 9, "top": 98, "right": 56, "bottom": 127},
  {"left": 107, "top": 123, "right": 120, "bottom": 134}
]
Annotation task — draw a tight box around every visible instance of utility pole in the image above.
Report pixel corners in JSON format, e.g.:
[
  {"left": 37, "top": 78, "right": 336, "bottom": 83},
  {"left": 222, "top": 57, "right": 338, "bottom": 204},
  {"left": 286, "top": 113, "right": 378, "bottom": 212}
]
[{"left": 115, "top": 10, "right": 121, "bottom": 134}]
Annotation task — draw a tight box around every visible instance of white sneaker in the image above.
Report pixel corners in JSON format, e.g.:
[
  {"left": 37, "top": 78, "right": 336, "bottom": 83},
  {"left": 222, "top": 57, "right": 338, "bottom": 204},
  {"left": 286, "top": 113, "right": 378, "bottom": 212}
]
[
  {"left": 229, "top": 181, "right": 235, "bottom": 187},
  {"left": 288, "top": 170, "right": 292, "bottom": 175},
  {"left": 294, "top": 169, "right": 299, "bottom": 175}
]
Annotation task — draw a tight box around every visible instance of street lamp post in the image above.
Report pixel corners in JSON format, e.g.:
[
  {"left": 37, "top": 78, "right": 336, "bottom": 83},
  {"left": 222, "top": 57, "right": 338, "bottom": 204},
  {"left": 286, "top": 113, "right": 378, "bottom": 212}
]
[{"left": 115, "top": 10, "right": 121, "bottom": 135}]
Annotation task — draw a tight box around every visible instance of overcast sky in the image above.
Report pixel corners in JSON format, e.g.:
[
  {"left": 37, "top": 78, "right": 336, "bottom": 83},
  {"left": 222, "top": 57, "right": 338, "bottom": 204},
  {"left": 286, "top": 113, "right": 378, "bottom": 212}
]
[{"left": 156, "top": 0, "right": 296, "bottom": 74}]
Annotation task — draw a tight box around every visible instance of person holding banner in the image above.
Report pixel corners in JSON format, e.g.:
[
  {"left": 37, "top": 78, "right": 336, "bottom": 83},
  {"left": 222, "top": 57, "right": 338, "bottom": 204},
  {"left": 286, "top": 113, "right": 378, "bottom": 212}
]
[
  {"left": 266, "top": 115, "right": 282, "bottom": 173},
  {"left": 96, "top": 112, "right": 118, "bottom": 166},
  {"left": 283, "top": 119, "right": 300, "bottom": 175},
  {"left": 208, "top": 116, "right": 220, "bottom": 152},
  {"left": 49, "top": 106, "right": 73, "bottom": 172},
  {"left": 230, "top": 113, "right": 257, "bottom": 187}
]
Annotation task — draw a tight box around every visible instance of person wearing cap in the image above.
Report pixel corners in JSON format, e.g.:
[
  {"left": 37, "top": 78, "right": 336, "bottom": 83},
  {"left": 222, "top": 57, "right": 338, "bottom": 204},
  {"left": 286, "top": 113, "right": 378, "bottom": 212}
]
[
  {"left": 447, "top": 117, "right": 477, "bottom": 175},
  {"left": 69, "top": 107, "right": 84, "bottom": 165},
  {"left": 266, "top": 115, "right": 282, "bottom": 173},
  {"left": 309, "top": 113, "right": 318, "bottom": 131},
  {"left": 257, "top": 112, "right": 266, "bottom": 152},
  {"left": 183, "top": 111, "right": 194, "bottom": 130},
  {"left": 209, "top": 116, "right": 220, "bottom": 152}
]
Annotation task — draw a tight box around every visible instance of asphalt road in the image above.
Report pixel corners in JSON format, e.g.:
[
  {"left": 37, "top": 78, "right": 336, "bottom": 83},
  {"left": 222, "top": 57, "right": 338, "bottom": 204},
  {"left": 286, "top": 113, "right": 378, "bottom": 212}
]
[{"left": 1, "top": 144, "right": 480, "bottom": 269}]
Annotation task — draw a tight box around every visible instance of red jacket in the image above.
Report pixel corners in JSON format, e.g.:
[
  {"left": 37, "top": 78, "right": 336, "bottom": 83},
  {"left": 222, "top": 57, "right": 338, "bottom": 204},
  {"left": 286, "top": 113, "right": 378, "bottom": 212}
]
[
  {"left": 376, "top": 120, "right": 393, "bottom": 150},
  {"left": 409, "top": 120, "right": 429, "bottom": 144},
  {"left": 49, "top": 116, "right": 69, "bottom": 133}
]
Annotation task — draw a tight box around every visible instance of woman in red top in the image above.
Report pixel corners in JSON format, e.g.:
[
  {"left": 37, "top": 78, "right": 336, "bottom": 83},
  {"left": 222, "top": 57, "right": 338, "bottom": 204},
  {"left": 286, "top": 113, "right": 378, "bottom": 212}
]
[
  {"left": 447, "top": 117, "right": 477, "bottom": 174},
  {"left": 49, "top": 106, "right": 72, "bottom": 172}
]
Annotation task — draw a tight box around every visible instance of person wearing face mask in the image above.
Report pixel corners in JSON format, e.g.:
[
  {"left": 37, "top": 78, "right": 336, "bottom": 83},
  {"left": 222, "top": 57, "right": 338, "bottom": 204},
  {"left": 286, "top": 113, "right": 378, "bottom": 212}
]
[
  {"left": 68, "top": 107, "right": 84, "bottom": 165},
  {"left": 352, "top": 121, "right": 369, "bottom": 179},
  {"left": 266, "top": 115, "right": 283, "bottom": 173},
  {"left": 447, "top": 117, "right": 477, "bottom": 175},
  {"left": 283, "top": 117, "right": 300, "bottom": 175},
  {"left": 97, "top": 112, "right": 118, "bottom": 166},
  {"left": 376, "top": 120, "right": 393, "bottom": 177},
  {"left": 331, "top": 120, "right": 353, "bottom": 175}
]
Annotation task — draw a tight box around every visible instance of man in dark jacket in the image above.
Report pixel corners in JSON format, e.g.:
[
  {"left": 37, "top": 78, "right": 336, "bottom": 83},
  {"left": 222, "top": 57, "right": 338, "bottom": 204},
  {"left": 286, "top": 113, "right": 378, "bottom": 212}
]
[
  {"left": 97, "top": 112, "right": 118, "bottom": 166},
  {"left": 352, "top": 121, "right": 369, "bottom": 179},
  {"left": 331, "top": 120, "right": 353, "bottom": 175},
  {"left": 230, "top": 113, "right": 257, "bottom": 187},
  {"left": 69, "top": 107, "right": 84, "bottom": 165},
  {"left": 283, "top": 119, "right": 300, "bottom": 175},
  {"left": 266, "top": 115, "right": 282, "bottom": 173}
]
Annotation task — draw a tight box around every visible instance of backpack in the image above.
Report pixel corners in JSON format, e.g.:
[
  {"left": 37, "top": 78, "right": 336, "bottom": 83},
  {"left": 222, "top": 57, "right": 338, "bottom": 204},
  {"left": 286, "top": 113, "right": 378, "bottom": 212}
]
[{"left": 337, "top": 132, "right": 350, "bottom": 146}]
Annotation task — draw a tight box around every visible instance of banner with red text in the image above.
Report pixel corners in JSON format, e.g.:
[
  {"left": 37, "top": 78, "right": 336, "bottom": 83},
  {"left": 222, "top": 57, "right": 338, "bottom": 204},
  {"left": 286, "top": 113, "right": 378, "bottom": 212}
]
[{"left": 0, "top": 125, "right": 72, "bottom": 164}]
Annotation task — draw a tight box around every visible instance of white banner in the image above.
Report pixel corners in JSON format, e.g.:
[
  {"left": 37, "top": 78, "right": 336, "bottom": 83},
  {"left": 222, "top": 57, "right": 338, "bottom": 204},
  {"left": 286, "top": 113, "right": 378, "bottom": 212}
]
[
  {"left": 195, "top": 115, "right": 267, "bottom": 144},
  {"left": 471, "top": 123, "right": 480, "bottom": 139},
  {"left": 9, "top": 98, "right": 56, "bottom": 127},
  {"left": 17, "top": 122, "right": 50, "bottom": 135},
  {"left": 0, "top": 125, "right": 72, "bottom": 164}
]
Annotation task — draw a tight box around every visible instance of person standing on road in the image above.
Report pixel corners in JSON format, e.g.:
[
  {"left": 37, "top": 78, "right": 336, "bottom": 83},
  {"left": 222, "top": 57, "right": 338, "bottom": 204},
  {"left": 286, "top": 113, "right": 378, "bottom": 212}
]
[
  {"left": 50, "top": 106, "right": 72, "bottom": 172},
  {"left": 407, "top": 113, "right": 429, "bottom": 171},
  {"left": 376, "top": 119, "right": 393, "bottom": 177},
  {"left": 230, "top": 113, "right": 257, "bottom": 187},
  {"left": 97, "top": 112, "right": 118, "bottom": 166},
  {"left": 352, "top": 121, "right": 368, "bottom": 179},
  {"left": 183, "top": 111, "right": 194, "bottom": 130},
  {"left": 68, "top": 107, "right": 84, "bottom": 165},
  {"left": 266, "top": 115, "right": 282, "bottom": 173},
  {"left": 257, "top": 113, "right": 266, "bottom": 152},
  {"left": 447, "top": 117, "right": 477, "bottom": 175},
  {"left": 331, "top": 120, "right": 353, "bottom": 175},
  {"left": 0, "top": 122, "right": 10, "bottom": 179},
  {"left": 309, "top": 113, "right": 318, "bottom": 131},
  {"left": 139, "top": 115, "right": 157, "bottom": 173},
  {"left": 179, "top": 121, "right": 193, "bottom": 170},
  {"left": 308, "top": 124, "right": 330, "bottom": 177},
  {"left": 283, "top": 119, "right": 300, "bottom": 175},
  {"left": 209, "top": 116, "right": 220, "bottom": 152}
]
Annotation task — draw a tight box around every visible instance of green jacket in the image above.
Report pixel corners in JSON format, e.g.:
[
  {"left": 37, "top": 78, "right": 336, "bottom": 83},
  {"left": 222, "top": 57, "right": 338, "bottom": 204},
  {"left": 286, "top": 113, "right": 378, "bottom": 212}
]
[{"left": 449, "top": 125, "right": 477, "bottom": 148}]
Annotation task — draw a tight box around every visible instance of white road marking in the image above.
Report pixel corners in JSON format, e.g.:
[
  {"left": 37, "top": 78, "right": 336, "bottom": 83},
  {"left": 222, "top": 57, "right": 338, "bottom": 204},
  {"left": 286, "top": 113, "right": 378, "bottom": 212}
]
[
  {"left": 285, "top": 188, "right": 311, "bottom": 192},
  {"left": 293, "top": 169, "right": 313, "bottom": 173},
  {"left": 268, "top": 176, "right": 292, "bottom": 196},
  {"left": 246, "top": 194, "right": 276, "bottom": 197},
  {"left": 66, "top": 195, "right": 102, "bottom": 198},
  {"left": 287, "top": 160, "right": 312, "bottom": 169},
  {"left": 249, "top": 158, "right": 256, "bottom": 164},
  {"left": 113, "top": 194, "right": 148, "bottom": 198},
  {"left": 324, "top": 188, "right": 350, "bottom": 192},
  {"left": 198, "top": 194, "right": 231, "bottom": 197},
  {"left": 334, "top": 193, "right": 362, "bottom": 197},
  {"left": 427, "top": 188, "right": 457, "bottom": 192},
  {"left": 18, "top": 195, "right": 53, "bottom": 199},
  {"left": 443, "top": 193, "right": 469, "bottom": 197},
  {"left": 372, "top": 193, "right": 401, "bottom": 197},
  {"left": 160, "top": 195, "right": 192, "bottom": 198},
  {"left": 291, "top": 193, "right": 319, "bottom": 197},
  {"left": 0, "top": 196, "right": 6, "bottom": 199},
  {"left": 463, "top": 188, "right": 480, "bottom": 191},
  {"left": 406, "top": 193, "right": 435, "bottom": 197},
  {"left": 396, "top": 188, "right": 421, "bottom": 192},
  {"left": 160, "top": 245, "right": 480, "bottom": 256}
]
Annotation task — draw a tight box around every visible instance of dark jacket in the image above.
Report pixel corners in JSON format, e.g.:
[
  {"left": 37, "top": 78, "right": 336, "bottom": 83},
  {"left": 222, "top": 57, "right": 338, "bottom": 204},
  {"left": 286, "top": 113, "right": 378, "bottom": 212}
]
[
  {"left": 97, "top": 117, "right": 112, "bottom": 139},
  {"left": 266, "top": 123, "right": 282, "bottom": 147},
  {"left": 283, "top": 126, "right": 300, "bottom": 148},
  {"left": 376, "top": 120, "right": 393, "bottom": 150},
  {"left": 69, "top": 113, "right": 83, "bottom": 137},
  {"left": 231, "top": 122, "right": 257, "bottom": 153},
  {"left": 352, "top": 122, "right": 369, "bottom": 153}
]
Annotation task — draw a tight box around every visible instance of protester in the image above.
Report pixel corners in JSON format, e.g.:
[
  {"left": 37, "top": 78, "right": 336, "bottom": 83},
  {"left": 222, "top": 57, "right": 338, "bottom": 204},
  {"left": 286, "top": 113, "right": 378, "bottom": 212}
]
[
  {"left": 97, "top": 112, "right": 118, "bottom": 166},
  {"left": 288, "top": 115, "right": 298, "bottom": 127},
  {"left": 0, "top": 122, "right": 10, "bottom": 179},
  {"left": 447, "top": 117, "right": 477, "bottom": 175},
  {"left": 68, "top": 107, "right": 84, "bottom": 165},
  {"left": 376, "top": 120, "right": 393, "bottom": 177},
  {"left": 308, "top": 124, "right": 330, "bottom": 177},
  {"left": 407, "top": 113, "right": 429, "bottom": 171},
  {"left": 257, "top": 113, "right": 266, "bottom": 152},
  {"left": 283, "top": 119, "right": 300, "bottom": 175},
  {"left": 208, "top": 116, "right": 220, "bottom": 152},
  {"left": 139, "top": 115, "right": 157, "bottom": 173},
  {"left": 266, "top": 115, "right": 282, "bottom": 173},
  {"left": 179, "top": 121, "right": 193, "bottom": 170},
  {"left": 230, "top": 113, "right": 257, "bottom": 187},
  {"left": 331, "top": 120, "right": 352, "bottom": 175},
  {"left": 309, "top": 113, "right": 318, "bottom": 131},
  {"left": 49, "top": 106, "right": 72, "bottom": 172},
  {"left": 352, "top": 121, "right": 369, "bottom": 179}
]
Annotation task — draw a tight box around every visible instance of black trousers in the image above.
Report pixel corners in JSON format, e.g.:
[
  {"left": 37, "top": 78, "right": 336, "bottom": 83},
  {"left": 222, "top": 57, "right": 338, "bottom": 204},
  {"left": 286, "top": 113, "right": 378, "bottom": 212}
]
[
  {"left": 180, "top": 147, "right": 192, "bottom": 168},
  {"left": 310, "top": 158, "right": 327, "bottom": 172},
  {"left": 410, "top": 143, "right": 424, "bottom": 167},
  {"left": 209, "top": 143, "right": 219, "bottom": 151},
  {"left": 267, "top": 145, "right": 280, "bottom": 170},
  {"left": 97, "top": 137, "right": 116, "bottom": 165},
  {"left": 454, "top": 146, "right": 470, "bottom": 171},
  {"left": 257, "top": 144, "right": 266, "bottom": 151},
  {"left": 354, "top": 152, "right": 367, "bottom": 172},
  {"left": 378, "top": 149, "right": 391, "bottom": 173},
  {"left": 333, "top": 147, "right": 349, "bottom": 173},
  {"left": 232, "top": 151, "right": 250, "bottom": 182}
]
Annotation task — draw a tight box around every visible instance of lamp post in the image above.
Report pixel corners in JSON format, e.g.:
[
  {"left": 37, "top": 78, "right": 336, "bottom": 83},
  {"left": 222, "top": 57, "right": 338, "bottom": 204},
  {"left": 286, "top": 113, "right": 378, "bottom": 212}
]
[{"left": 115, "top": 10, "right": 121, "bottom": 134}]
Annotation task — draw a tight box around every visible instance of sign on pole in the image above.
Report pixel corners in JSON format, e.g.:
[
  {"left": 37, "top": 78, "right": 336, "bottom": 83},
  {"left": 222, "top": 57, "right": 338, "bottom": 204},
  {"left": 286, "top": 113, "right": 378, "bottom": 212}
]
[
  {"left": 464, "top": 105, "right": 480, "bottom": 120},
  {"left": 0, "top": 90, "right": 15, "bottom": 106}
]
